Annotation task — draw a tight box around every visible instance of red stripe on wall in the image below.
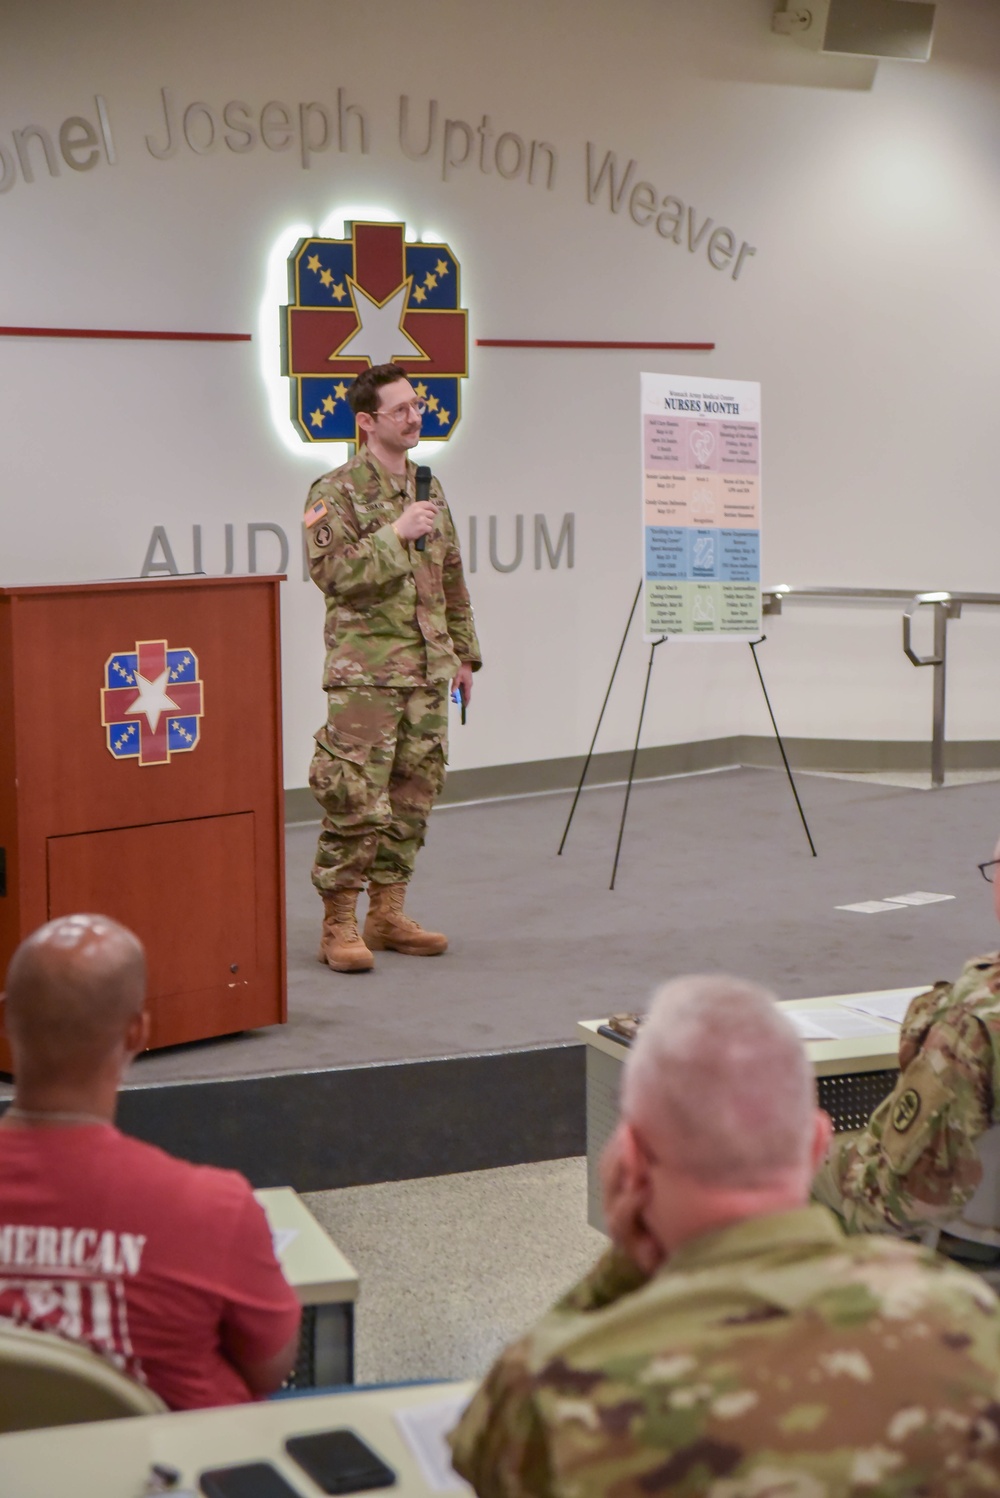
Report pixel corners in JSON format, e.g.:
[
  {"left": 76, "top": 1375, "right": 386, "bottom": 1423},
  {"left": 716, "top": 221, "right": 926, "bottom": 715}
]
[
  {"left": 476, "top": 339, "right": 714, "bottom": 350},
  {"left": 0, "top": 327, "right": 251, "bottom": 342}
]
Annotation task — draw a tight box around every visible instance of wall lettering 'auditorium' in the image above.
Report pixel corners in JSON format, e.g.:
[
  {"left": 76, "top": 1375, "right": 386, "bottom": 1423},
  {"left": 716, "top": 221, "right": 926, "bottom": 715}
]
[{"left": 140, "top": 515, "right": 576, "bottom": 580}]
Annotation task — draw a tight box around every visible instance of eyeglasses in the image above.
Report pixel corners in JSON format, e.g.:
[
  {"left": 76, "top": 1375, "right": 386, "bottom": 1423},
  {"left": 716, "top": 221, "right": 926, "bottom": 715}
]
[
  {"left": 978, "top": 859, "right": 1000, "bottom": 883},
  {"left": 375, "top": 398, "right": 427, "bottom": 424}
]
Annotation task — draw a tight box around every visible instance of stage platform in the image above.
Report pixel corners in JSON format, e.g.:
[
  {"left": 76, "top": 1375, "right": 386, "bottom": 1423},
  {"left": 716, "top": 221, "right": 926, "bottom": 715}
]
[{"left": 2, "top": 766, "right": 996, "bottom": 1188}]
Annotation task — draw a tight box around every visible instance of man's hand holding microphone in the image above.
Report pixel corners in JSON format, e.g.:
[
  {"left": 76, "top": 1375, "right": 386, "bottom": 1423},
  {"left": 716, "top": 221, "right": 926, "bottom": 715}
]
[
  {"left": 392, "top": 501, "right": 437, "bottom": 546},
  {"left": 393, "top": 464, "right": 436, "bottom": 551}
]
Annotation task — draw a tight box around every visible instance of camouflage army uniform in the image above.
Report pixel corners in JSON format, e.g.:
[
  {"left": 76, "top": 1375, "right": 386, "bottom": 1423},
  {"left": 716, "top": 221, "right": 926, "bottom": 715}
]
[
  {"left": 812, "top": 953, "right": 1000, "bottom": 1237},
  {"left": 450, "top": 1205, "right": 1000, "bottom": 1498},
  {"left": 304, "top": 450, "right": 480, "bottom": 892}
]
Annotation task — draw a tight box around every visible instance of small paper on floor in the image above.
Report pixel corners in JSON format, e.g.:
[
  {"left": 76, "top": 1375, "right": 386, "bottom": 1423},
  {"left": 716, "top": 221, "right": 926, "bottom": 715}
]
[
  {"left": 394, "top": 1391, "right": 474, "bottom": 1493},
  {"left": 883, "top": 891, "right": 955, "bottom": 906},
  {"left": 835, "top": 900, "right": 910, "bottom": 914}
]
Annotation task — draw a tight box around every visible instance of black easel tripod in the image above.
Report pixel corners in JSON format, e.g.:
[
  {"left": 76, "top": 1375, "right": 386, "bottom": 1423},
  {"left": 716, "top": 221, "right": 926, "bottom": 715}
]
[{"left": 557, "top": 581, "right": 817, "bottom": 888}]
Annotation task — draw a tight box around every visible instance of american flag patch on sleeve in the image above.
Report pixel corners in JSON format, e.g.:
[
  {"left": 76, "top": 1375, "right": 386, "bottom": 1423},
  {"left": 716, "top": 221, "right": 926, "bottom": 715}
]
[{"left": 305, "top": 496, "right": 328, "bottom": 528}]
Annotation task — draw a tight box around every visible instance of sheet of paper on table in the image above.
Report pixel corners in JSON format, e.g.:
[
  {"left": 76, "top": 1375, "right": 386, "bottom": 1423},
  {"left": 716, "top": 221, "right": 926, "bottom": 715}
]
[
  {"left": 271, "top": 1227, "right": 298, "bottom": 1256},
  {"left": 843, "top": 989, "right": 925, "bottom": 1025},
  {"left": 394, "top": 1391, "right": 473, "bottom": 1493},
  {"left": 786, "top": 1008, "right": 897, "bottom": 1041}
]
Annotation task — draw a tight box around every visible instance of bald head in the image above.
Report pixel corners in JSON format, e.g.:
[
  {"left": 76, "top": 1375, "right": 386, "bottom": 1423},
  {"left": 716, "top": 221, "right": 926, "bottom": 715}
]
[
  {"left": 622, "top": 975, "right": 816, "bottom": 1190},
  {"left": 3, "top": 915, "right": 146, "bottom": 1077}
]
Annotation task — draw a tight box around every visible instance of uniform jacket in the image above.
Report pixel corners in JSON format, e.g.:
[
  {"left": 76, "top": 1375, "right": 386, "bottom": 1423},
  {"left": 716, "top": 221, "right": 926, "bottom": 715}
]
[
  {"left": 450, "top": 1205, "right": 1000, "bottom": 1497},
  {"left": 304, "top": 450, "right": 481, "bottom": 688},
  {"left": 815, "top": 953, "right": 1000, "bottom": 1235}
]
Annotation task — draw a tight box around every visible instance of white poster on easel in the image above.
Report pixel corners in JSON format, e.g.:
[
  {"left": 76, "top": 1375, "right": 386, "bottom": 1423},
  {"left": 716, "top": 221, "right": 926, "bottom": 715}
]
[{"left": 641, "top": 372, "right": 761, "bottom": 640}]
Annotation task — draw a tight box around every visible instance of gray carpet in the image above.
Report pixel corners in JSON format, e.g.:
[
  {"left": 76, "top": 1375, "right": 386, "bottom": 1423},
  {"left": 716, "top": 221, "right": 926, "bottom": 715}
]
[
  {"left": 303, "top": 1158, "right": 605, "bottom": 1383},
  {"left": 118, "top": 766, "right": 999, "bottom": 1086}
]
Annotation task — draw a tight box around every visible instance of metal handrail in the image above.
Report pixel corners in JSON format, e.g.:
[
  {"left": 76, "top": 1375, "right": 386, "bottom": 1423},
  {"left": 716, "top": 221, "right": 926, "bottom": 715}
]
[
  {"left": 761, "top": 586, "right": 1000, "bottom": 788},
  {"left": 763, "top": 586, "right": 1000, "bottom": 610}
]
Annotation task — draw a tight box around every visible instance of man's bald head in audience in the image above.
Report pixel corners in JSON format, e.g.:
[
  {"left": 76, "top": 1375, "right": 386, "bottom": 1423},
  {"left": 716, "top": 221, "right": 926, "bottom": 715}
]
[
  {"left": 3, "top": 915, "right": 147, "bottom": 1077},
  {"left": 623, "top": 974, "right": 818, "bottom": 1190}
]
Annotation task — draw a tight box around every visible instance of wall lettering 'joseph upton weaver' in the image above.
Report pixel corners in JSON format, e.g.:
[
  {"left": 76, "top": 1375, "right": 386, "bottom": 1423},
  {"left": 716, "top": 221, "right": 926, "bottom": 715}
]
[{"left": 0, "top": 88, "right": 758, "bottom": 284}]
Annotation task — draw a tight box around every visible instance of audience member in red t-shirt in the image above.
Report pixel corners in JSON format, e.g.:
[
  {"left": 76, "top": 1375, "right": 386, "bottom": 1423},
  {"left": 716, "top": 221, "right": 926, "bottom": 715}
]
[{"left": 0, "top": 913, "right": 301, "bottom": 1409}]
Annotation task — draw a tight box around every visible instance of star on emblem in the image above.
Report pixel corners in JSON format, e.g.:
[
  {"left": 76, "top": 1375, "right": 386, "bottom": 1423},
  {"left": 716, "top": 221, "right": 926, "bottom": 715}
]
[
  {"left": 335, "top": 279, "right": 426, "bottom": 366},
  {"left": 123, "top": 668, "right": 180, "bottom": 736},
  {"left": 307, "top": 254, "right": 322, "bottom": 273},
  {"left": 319, "top": 268, "right": 333, "bottom": 287}
]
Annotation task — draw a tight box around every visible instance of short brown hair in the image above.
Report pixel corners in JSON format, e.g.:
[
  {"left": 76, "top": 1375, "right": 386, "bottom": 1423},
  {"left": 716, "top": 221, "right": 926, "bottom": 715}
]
[{"left": 347, "top": 364, "right": 409, "bottom": 416}]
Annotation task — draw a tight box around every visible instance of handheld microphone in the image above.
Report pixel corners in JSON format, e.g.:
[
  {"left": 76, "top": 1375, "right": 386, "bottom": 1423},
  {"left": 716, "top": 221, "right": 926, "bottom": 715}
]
[{"left": 415, "top": 465, "right": 432, "bottom": 552}]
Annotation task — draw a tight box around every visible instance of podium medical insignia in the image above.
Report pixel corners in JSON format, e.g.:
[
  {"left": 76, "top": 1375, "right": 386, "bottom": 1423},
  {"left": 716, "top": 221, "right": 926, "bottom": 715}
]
[
  {"left": 281, "top": 220, "right": 469, "bottom": 444},
  {"left": 101, "top": 640, "right": 205, "bottom": 766}
]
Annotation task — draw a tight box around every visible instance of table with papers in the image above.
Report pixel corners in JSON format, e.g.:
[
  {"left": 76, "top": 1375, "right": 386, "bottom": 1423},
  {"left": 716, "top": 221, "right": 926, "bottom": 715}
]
[
  {"left": 579, "top": 985, "right": 922, "bottom": 1230},
  {"left": 0, "top": 1379, "right": 476, "bottom": 1498}
]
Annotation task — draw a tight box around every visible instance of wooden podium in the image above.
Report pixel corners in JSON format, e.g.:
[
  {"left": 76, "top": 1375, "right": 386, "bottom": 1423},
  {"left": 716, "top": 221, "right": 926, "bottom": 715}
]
[{"left": 0, "top": 576, "right": 287, "bottom": 1072}]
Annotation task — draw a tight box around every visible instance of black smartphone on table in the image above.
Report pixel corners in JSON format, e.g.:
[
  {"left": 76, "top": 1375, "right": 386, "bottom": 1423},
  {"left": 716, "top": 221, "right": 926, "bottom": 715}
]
[
  {"left": 199, "top": 1461, "right": 302, "bottom": 1498},
  {"left": 285, "top": 1428, "right": 397, "bottom": 1494}
]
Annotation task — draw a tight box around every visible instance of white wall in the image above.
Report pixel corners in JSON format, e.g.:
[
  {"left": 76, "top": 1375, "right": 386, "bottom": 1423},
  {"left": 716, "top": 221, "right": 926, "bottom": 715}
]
[{"left": 2, "top": 0, "right": 998, "bottom": 786}]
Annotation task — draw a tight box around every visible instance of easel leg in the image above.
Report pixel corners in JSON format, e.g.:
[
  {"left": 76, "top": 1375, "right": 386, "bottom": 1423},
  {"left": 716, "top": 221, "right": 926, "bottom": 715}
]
[
  {"left": 748, "top": 636, "right": 817, "bottom": 857},
  {"left": 610, "top": 637, "right": 666, "bottom": 890},
  {"left": 558, "top": 579, "right": 642, "bottom": 855}
]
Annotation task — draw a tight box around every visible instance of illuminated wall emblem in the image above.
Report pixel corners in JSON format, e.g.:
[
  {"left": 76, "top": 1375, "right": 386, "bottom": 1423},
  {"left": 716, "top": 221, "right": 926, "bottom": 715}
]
[
  {"left": 101, "top": 640, "right": 205, "bottom": 766},
  {"left": 280, "top": 219, "right": 469, "bottom": 444}
]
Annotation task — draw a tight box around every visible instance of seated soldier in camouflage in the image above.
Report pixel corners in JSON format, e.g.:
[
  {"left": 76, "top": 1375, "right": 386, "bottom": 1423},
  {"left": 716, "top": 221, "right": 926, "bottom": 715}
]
[
  {"left": 813, "top": 838, "right": 1000, "bottom": 1254},
  {"left": 450, "top": 975, "right": 1000, "bottom": 1498}
]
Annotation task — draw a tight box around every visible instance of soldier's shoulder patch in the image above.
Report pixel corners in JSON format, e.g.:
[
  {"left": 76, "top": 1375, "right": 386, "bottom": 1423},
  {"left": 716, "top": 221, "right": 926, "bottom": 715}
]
[
  {"left": 892, "top": 1089, "right": 922, "bottom": 1134},
  {"left": 313, "top": 522, "right": 332, "bottom": 548},
  {"left": 305, "top": 495, "right": 328, "bottom": 528},
  {"left": 882, "top": 1054, "right": 955, "bottom": 1171}
]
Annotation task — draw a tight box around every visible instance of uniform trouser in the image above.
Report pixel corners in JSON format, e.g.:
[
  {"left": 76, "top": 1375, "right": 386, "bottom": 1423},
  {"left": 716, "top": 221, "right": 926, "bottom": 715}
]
[{"left": 309, "top": 684, "right": 448, "bottom": 893}]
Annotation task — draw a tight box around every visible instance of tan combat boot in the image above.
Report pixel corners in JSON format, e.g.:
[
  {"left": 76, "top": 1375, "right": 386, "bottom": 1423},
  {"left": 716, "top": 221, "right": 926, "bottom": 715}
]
[
  {"left": 363, "top": 883, "right": 448, "bottom": 956},
  {"left": 318, "top": 888, "right": 375, "bottom": 972}
]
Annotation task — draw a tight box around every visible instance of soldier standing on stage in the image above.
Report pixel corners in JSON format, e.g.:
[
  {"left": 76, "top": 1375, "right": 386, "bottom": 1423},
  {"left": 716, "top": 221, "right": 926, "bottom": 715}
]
[{"left": 303, "top": 363, "right": 481, "bottom": 974}]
